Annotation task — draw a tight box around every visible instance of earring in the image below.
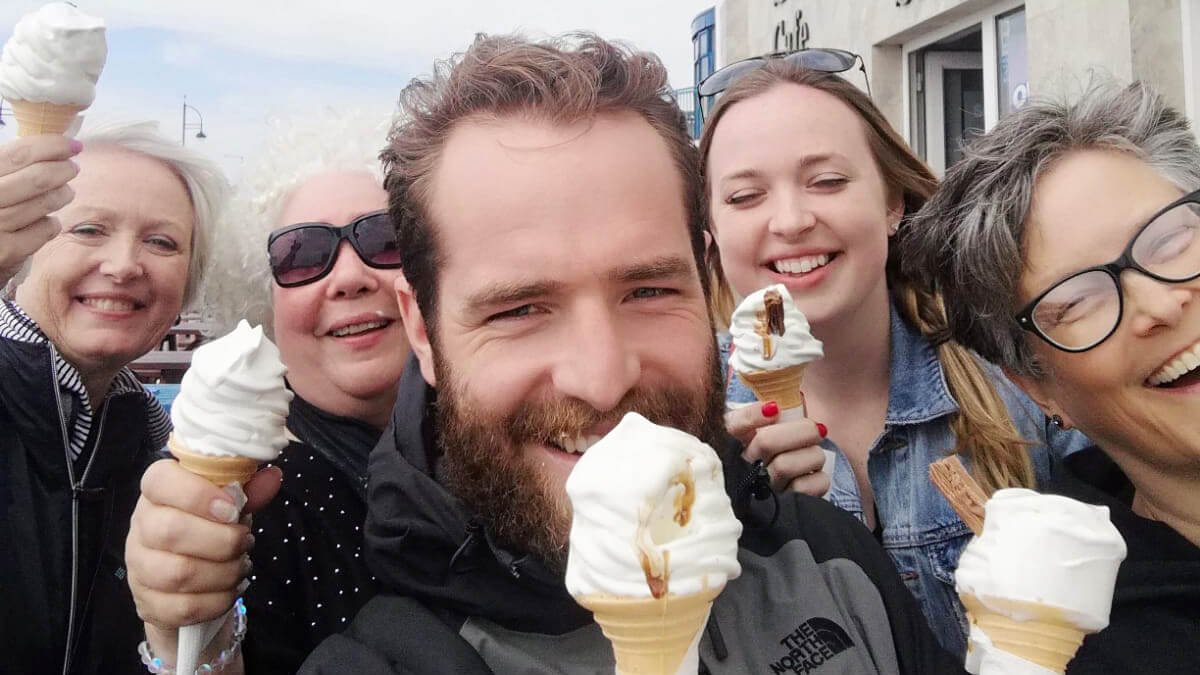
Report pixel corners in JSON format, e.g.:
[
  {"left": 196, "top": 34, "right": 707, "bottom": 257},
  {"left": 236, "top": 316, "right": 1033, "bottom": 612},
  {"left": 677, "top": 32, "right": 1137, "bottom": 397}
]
[
  {"left": 887, "top": 221, "right": 899, "bottom": 235},
  {"left": 1050, "top": 414, "right": 1064, "bottom": 428}
]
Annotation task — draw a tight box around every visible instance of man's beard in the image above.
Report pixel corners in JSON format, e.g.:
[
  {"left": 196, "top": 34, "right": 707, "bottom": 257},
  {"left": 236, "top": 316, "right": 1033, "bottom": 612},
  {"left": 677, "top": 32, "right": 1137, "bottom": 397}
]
[{"left": 433, "top": 347, "right": 727, "bottom": 573}]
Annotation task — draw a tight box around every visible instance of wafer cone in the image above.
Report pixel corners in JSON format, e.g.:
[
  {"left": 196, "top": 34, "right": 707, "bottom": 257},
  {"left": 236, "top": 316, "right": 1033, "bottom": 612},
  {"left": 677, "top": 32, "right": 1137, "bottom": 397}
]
[
  {"left": 577, "top": 586, "right": 722, "bottom": 675},
  {"left": 168, "top": 434, "right": 259, "bottom": 675},
  {"left": 9, "top": 100, "right": 84, "bottom": 137},
  {"left": 735, "top": 364, "right": 806, "bottom": 412},
  {"left": 168, "top": 434, "right": 259, "bottom": 487},
  {"left": 960, "top": 594, "right": 1087, "bottom": 673}
]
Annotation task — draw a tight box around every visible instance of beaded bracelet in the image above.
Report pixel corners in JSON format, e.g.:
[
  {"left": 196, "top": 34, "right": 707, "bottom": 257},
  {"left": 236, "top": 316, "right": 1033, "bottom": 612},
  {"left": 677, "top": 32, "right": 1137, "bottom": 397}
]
[{"left": 139, "top": 598, "right": 248, "bottom": 674}]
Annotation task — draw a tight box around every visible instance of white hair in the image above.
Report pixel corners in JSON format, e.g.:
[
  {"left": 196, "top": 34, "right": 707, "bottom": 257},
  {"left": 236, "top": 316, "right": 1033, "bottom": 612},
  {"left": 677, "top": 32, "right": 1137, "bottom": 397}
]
[
  {"left": 200, "top": 108, "right": 395, "bottom": 337},
  {"left": 4, "top": 120, "right": 229, "bottom": 305}
]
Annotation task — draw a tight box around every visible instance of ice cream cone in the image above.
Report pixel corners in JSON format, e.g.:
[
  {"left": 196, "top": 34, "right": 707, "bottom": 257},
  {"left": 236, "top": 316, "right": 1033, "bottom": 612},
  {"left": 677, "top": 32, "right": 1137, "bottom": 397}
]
[
  {"left": 9, "top": 99, "right": 84, "bottom": 137},
  {"left": 961, "top": 594, "right": 1087, "bottom": 673},
  {"left": 577, "top": 586, "right": 722, "bottom": 675},
  {"left": 736, "top": 364, "right": 806, "bottom": 412},
  {"left": 168, "top": 434, "right": 259, "bottom": 487}
]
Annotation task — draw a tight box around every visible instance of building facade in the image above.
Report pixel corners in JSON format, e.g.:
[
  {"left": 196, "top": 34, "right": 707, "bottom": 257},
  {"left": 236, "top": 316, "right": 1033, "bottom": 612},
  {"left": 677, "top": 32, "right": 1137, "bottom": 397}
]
[{"left": 698, "top": 0, "right": 1199, "bottom": 173}]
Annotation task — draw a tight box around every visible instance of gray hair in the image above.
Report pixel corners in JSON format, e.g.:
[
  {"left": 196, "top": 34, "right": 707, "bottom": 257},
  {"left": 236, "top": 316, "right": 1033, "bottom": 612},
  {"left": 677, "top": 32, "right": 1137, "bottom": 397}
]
[
  {"left": 79, "top": 121, "right": 228, "bottom": 308},
  {"left": 902, "top": 81, "right": 1200, "bottom": 377},
  {"left": 200, "top": 108, "right": 393, "bottom": 337},
  {"left": 4, "top": 121, "right": 228, "bottom": 306}
]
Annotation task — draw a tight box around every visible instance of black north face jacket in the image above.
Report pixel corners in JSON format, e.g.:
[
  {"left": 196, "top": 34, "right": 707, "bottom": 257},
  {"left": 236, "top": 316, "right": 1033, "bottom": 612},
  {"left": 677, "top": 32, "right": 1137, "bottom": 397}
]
[{"left": 300, "top": 358, "right": 965, "bottom": 674}]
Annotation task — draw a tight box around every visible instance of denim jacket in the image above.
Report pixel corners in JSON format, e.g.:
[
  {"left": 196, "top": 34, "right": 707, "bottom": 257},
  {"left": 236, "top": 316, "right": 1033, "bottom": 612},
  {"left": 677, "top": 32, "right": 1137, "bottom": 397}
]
[{"left": 719, "top": 300, "right": 1091, "bottom": 658}]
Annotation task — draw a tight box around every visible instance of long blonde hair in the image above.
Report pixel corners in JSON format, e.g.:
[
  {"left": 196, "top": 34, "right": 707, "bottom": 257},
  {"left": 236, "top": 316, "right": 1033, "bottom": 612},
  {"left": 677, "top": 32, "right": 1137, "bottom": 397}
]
[{"left": 699, "top": 61, "right": 1034, "bottom": 494}]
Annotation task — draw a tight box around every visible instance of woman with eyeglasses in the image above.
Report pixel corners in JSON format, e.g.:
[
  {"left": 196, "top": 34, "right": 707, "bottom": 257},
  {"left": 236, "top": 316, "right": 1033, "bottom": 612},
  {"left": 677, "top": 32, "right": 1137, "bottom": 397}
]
[
  {"left": 698, "top": 56, "right": 1090, "bottom": 658},
  {"left": 124, "top": 112, "right": 408, "bottom": 674},
  {"left": 903, "top": 82, "right": 1200, "bottom": 674}
]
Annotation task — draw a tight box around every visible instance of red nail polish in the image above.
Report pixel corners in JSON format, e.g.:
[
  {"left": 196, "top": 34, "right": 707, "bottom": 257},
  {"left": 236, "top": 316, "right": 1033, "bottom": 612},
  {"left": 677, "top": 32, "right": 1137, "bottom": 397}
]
[
  {"left": 68, "top": 139, "right": 83, "bottom": 154},
  {"left": 761, "top": 401, "right": 779, "bottom": 417},
  {"left": 816, "top": 422, "right": 828, "bottom": 438}
]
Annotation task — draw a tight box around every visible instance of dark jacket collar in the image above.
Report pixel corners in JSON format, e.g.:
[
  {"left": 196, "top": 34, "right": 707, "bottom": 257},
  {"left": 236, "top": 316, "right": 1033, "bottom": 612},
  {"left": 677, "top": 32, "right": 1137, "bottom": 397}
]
[
  {"left": 363, "top": 357, "right": 593, "bottom": 634},
  {"left": 363, "top": 356, "right": 769, "bottom": 635},
  {"left": 285, "top": 390, "right": 380, "bottom": 495}
]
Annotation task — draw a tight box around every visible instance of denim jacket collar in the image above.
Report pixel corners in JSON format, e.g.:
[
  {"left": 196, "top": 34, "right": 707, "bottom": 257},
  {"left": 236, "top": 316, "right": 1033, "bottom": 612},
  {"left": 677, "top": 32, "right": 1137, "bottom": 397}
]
[{"left": 884, "top": 299, "right": 959, "bottom": 426}]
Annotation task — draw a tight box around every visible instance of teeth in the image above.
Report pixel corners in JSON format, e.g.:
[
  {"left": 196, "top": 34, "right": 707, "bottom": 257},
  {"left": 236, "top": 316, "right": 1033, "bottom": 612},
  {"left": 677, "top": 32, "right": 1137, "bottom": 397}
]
[
  {"left": 556, "top": 434, "right": 601, "bottom": 454},
  {"left": 773, "top": 254, "right": 830, "bottom": 275},
  {"left": 331, "top": 320, "right": 387, "bottom": 337},
  {"left": 1148, "top": 341, "right": 1200, "bottom": 385},
  {"left": 81, "top": 298, "right": 135, "bottom": 312}
]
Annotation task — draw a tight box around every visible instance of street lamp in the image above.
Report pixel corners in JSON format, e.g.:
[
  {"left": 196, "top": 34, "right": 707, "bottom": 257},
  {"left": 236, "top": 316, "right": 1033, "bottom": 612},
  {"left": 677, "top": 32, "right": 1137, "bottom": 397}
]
[{"left": 181, "top": 96, "right": 207, "bottom": 145}]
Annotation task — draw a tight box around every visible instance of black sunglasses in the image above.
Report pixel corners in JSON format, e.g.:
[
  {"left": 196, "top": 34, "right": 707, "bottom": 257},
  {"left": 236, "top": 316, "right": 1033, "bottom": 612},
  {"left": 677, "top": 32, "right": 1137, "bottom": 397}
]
[
  {"left": 698, "top": 47, "right": 869, "bottom": 99},
  {"left": 268, "top": 210, "right": 402, "bottom": 287},
  {"left": 1014, "top": 189, "right": 1200, "bottom": 352}
]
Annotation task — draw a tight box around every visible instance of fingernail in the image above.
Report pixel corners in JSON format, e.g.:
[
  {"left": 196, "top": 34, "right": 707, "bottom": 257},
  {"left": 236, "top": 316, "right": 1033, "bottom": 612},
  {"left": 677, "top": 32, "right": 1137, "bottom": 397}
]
[
  {"left": 68, "top": 139, "right": 83, "bottom": 154},
  {"left": 816, "top": 422, "right": 828, "bottom": 438},
  {"left": 210, "top": 499, "right": 239, "bottom": 523},
  {"left": 243, "top": 533, "right": 256, "bottom": 551},
  {"left": 761, "top": 401, "right": 779, "bottom": 418},
  {"left": 240, "top": 554, "right": 253, "bottom": 576},
  {"left": 68, "top": 158, "right": 79, "bottom": 172},
  {"left": 236, "top": 578, "right": 251, "bottom": 595}
]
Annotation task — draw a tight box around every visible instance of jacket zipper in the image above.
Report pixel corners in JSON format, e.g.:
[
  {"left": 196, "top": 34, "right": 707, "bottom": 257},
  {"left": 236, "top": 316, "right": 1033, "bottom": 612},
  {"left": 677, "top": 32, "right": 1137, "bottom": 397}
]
[{"left": 51, "top": 344, "right": 111, "bottom": 675}]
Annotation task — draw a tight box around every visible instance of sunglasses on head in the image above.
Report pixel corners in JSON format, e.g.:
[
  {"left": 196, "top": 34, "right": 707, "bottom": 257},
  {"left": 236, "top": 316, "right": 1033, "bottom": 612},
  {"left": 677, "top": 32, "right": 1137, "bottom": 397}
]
[
  {"left": 268, "top": 210, "right": 402, "bottom": 287},
  {"left": 698, "top": 48, "right": 869, "bottom": 116}
]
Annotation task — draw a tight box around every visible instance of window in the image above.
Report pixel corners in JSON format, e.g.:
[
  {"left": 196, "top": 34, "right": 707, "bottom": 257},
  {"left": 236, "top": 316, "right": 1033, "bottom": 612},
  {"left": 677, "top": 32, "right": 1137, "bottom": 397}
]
[
  {"left": 691, "top": 7, "right": 717, "bottom": 140},
  {"left": 997, "top": 8, "right": 1029, "bottom": 118}
]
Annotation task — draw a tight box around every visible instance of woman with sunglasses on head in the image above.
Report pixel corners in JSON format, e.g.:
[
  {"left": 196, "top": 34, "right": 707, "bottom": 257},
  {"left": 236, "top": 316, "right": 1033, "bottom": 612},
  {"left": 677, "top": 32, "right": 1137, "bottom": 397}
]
[
  {"left": 903, "top": 82, "right": 1200, "bottom": 674},
  {"left": 124, "top": 111, "right": 409, "bottom": 674},
  {"left": 698, "top": 54, "right": 1090, "bottom": 658}
]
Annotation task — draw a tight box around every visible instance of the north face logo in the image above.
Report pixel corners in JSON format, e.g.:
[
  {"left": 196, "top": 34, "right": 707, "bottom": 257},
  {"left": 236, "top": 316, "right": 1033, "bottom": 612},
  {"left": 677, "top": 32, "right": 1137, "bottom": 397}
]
[{"left": 769, "top": 617, "right": 854, "bottom": 673}]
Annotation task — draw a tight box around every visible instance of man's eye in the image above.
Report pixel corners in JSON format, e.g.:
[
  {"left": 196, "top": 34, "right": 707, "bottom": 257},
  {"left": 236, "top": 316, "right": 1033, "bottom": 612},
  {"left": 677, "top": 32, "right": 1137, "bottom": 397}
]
[
  {"left": 488, "top": 304, "right": 536, "bottom": 322},
  {"left": 629, "top": 287, "right": 674, "bottom": 300}
]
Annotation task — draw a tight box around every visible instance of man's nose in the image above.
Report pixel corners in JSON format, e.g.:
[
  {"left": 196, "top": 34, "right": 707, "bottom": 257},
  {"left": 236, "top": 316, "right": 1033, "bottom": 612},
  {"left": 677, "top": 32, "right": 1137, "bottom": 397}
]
[{"left": 550, "top": 307, "right": 641, "bottom": 412}]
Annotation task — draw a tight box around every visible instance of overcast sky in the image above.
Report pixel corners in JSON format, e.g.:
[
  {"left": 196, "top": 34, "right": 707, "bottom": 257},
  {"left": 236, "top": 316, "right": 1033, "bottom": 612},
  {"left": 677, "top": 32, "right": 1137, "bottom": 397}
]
[{"left": 0, "top": 0, "right": 711, "bottom": 179}]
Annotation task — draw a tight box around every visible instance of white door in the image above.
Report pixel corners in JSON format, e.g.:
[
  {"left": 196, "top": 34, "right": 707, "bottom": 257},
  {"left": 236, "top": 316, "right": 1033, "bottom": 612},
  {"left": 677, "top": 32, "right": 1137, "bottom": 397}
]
[{"left": 924, "top": 51, "right": 984, "bottom": 174}]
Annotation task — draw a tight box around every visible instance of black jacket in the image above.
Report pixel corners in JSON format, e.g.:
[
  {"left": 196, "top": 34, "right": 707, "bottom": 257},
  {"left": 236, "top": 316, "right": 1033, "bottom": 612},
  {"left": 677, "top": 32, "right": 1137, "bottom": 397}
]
[
  {"left": 242, "top": 393, "right": 381, "bottom": 673},
  {"left": 0, "top": 305, "right": 169, "bottom": 674},
  {"left": 300, "top": 358, "right": 964, "bottom": 674},
  {"left": 1050, "top": 448, "right": 1200, "bottom": 674}
]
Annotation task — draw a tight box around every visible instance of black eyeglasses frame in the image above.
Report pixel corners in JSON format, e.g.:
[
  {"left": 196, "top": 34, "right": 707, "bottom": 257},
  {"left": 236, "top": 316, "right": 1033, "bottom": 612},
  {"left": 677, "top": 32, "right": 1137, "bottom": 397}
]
[{"left": 1014, "top": 189, "right": 1200, "bottom": 353}]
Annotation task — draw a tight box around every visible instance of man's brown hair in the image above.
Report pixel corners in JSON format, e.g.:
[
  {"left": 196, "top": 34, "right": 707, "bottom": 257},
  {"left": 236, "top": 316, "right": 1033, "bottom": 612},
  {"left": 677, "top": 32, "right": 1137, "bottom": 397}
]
[{"left": 380, "top": 32, "right": 707, "bottom": 336}]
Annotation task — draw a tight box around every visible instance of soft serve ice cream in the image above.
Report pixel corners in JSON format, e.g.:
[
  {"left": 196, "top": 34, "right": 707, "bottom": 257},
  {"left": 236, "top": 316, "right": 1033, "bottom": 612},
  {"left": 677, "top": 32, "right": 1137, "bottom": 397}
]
[
  {"left": 170, "top": 320, "right": 292, "bottom": 463},
  {"left": 566, "top": 413, "right": 742, "bottom": 674},
  {"left": 0, "top": 3, "right": 106, "bottom": 106},
  {"left": 956, "top": 489, "right": 1127, "bottom": 674},
  {"left": 566, "top": 413, "right": 742, "bottom": 599},
  {"left": 168, "top": 320, "right": 291, "bottom": 675},
  {"left": 728, "top": 284, "right": 834, "bottom": 494},
  {"left": 0, "top": 3, "right": 107, "bottom": 135},
  {"left": 728, "top": 284, "right": 823, "bottom": 377}
]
